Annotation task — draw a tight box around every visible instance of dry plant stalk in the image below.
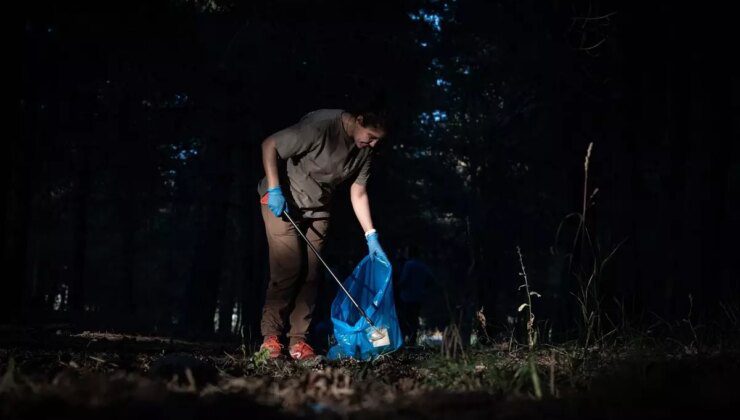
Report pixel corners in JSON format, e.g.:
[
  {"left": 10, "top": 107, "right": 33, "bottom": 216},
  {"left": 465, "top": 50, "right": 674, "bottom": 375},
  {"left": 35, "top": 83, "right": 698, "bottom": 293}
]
[
  {"left": 442, "top": 324, "right": 466, "bottom": 360},
  {"left": 517, "top": 246, "right": 539, "bottom": 350}
]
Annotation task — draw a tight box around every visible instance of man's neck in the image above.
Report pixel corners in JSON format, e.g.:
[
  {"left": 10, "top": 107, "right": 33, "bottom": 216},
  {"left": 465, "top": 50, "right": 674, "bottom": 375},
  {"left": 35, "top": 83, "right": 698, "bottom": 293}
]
[{"left": 341, "top": 112, "right": 356, "bottom": 137}]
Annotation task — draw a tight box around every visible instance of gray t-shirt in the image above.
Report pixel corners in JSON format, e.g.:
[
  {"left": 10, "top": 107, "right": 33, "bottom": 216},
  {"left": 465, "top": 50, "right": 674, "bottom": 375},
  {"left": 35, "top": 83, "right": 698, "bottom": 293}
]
[{"left": 257, "top": 109, "right": 372, "bottom": 218}]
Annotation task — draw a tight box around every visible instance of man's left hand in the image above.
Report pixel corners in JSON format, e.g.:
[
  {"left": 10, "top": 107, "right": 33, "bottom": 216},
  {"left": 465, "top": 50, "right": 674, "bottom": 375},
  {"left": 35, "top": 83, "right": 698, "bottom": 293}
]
[{"left": 365, "top": 230, "right": 388, "bottom": 261}]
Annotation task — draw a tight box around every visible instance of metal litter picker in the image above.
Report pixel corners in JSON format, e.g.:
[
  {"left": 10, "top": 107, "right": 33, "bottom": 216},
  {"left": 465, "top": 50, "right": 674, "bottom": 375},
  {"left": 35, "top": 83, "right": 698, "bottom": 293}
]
[{"left": 282, "top": 210, "right": 390, "bottom": 347}]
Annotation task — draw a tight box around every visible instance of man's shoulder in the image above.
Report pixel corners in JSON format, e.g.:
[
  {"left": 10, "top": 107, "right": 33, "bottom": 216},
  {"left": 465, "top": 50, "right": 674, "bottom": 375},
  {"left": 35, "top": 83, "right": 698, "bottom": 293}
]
[{"left": 299, "top": 109, "right": 344, "bottom": 125}]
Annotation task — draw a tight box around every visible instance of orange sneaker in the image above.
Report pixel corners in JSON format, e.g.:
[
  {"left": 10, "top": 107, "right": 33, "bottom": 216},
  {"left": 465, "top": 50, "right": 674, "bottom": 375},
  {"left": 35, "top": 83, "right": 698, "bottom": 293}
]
[
  {"left": 289, "top": 341, "right": 316, "bottom": 361},
  {"left": 260, "top": 335, "right": 283, "bottom": 359}
]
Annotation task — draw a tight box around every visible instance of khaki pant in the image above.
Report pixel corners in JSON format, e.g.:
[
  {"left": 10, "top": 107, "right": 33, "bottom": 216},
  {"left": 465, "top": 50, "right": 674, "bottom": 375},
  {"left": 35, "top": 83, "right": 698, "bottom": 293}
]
[{"left": 260, "top": 204, "right": 329, "bottom": 345}]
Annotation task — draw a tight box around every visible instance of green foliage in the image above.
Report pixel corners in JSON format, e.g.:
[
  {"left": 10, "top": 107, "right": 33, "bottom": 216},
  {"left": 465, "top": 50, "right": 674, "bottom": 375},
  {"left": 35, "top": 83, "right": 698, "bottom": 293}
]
[
  {"left": 420, "top": 348, "right": 550, "bottom": 400},
  {"left": 251, "top": 347, "right": 270, "bottom": 368},
  {"left": 513, "top": 355, "right": 543, "bottom": 399},
  {"left": 421, "top": 352, "right": 511, "bottom": 392}
]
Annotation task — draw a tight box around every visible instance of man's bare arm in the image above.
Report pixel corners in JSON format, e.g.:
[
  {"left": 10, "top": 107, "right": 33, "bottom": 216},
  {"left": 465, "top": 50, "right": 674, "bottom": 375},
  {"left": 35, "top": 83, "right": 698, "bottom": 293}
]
[
  {"left": 261, "top": 136, "right": 280, "bottom": 189},
  {"left": 350, "top": 182, "right": 375, "bottom": 234}
]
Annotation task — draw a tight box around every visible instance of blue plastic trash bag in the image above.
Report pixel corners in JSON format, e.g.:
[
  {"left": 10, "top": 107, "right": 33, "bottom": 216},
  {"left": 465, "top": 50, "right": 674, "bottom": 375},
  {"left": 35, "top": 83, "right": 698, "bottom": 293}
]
[{"left": 327, "top": 255, "right": 403, "bottom": 360}]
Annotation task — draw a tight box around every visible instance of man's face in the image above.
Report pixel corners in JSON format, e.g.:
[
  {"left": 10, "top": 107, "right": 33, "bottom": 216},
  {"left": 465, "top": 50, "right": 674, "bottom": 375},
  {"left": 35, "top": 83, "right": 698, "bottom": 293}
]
[{"left": 353, "top": 116, "right": 386, "bottom": 149}]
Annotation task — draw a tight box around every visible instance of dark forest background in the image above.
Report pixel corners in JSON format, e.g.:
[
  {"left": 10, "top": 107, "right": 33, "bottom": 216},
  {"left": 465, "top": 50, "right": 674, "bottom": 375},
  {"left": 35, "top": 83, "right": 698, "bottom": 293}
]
[{"left": 8, "top": 0, "right": 739, "bottom": 344}]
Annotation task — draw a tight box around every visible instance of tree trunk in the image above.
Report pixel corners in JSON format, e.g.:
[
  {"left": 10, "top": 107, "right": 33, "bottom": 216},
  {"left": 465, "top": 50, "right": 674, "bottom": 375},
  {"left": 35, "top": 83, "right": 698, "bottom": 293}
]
[
  {"left": 69, "top": 141, "right": 91, "bottom": 325},
  {"left": 184, "top": 140, "right": 233, "bottom": 337}
]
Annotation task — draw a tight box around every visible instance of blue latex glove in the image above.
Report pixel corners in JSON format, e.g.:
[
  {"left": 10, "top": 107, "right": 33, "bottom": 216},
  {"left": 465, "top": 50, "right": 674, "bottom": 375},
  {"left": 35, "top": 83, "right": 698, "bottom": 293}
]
[
  {"left": 365, "top": 230, "right": 388, "bottom": 261},
  {"left": 266, "top": 186, "right": 288, "bottom": 217}
]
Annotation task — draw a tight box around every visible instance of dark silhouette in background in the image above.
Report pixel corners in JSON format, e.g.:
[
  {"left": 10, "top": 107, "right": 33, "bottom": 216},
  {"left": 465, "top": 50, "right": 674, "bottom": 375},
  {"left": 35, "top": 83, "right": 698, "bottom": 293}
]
[{"left": 397, "top": 244, "right": 436, "bottom": 345}]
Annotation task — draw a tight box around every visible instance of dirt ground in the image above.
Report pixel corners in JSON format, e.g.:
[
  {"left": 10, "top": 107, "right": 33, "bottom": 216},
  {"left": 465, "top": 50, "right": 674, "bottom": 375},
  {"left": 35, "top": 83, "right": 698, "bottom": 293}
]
[{"left": 2, "top": 326, "right": 739, "bottom": 419}]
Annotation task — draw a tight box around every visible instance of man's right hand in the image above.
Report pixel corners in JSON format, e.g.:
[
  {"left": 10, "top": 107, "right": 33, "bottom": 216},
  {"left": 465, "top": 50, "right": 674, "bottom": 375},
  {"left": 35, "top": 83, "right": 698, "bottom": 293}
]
[{"left": 266, "top": 186, "right": 288, "bottom": 217}]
